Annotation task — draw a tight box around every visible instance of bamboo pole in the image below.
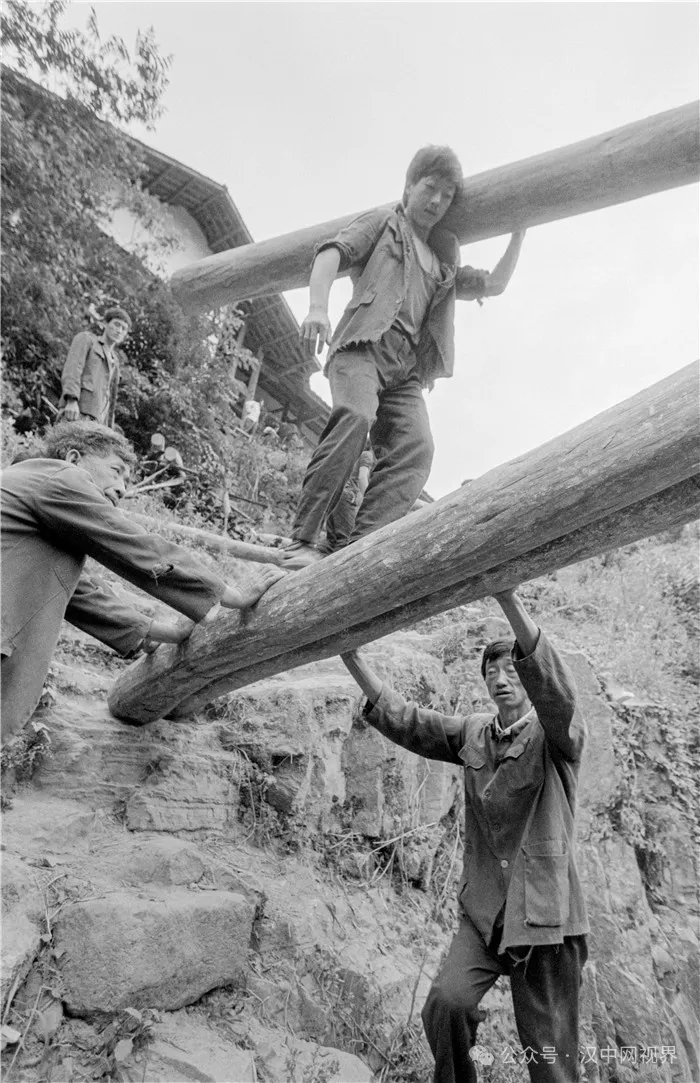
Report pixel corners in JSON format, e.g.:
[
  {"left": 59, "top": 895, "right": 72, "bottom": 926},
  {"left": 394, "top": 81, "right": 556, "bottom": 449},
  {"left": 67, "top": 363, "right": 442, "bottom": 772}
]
[{"left": 171, "top": 102, "right": 700, "bottom": 309}]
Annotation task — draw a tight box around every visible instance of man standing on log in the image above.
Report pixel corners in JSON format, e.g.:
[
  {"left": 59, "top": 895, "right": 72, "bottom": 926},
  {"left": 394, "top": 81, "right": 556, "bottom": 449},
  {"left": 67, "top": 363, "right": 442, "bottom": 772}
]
[
  {"left": 282, "top": 147, "right": 525, "bottom": 569},
  {"left": 342, "top": 588, "right": 588, "bottom": 1083},
  {"left": 1, "top": 422, "right": 285, "bottom": 742},
  {"left": 58, "top": 307, "right": 131, "bottom": 428}
]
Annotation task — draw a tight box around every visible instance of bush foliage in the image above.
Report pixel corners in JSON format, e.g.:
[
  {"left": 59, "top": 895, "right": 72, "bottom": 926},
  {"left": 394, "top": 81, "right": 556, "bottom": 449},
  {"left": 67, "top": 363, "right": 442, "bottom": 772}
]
[{"left": 1, "top": 3, "right": 290, "bottom": 526}]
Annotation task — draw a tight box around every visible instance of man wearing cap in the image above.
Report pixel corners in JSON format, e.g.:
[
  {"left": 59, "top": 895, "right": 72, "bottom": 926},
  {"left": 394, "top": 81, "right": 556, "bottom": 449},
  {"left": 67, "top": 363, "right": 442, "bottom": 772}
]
[{"left": 59, "top": 307, "right": 131, "bottom": 428}]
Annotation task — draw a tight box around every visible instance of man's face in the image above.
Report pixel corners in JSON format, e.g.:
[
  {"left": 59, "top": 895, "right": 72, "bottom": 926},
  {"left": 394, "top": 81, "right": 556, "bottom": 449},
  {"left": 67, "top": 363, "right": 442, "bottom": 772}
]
[
  {"left": 104, "top": 318, "right": 130, "bottom": 346},
  {"left": 484, "top": 654, "right": 530, "bottom": 717},
  {"left": 75, "top": 451, "right": 130, "bottom": 506},
  {"left": 404, "top": 174, "right": 457, "bottom": 231}
]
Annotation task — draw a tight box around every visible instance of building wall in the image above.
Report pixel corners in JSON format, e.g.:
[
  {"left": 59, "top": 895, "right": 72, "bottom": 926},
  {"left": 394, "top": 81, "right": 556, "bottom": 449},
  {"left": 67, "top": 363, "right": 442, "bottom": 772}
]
[
  {"left": 107, "top": 202, "right": 211, "bottom": 277},
  {"left": 106, "top": 196, "right": 324, "bottom": 448}
]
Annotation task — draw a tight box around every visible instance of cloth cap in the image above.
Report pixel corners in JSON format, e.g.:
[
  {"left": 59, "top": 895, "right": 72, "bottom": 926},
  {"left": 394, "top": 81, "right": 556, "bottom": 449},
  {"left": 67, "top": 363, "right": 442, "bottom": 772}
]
[{"left": 103, "top": 306, "right": 132, "bottom": 327}]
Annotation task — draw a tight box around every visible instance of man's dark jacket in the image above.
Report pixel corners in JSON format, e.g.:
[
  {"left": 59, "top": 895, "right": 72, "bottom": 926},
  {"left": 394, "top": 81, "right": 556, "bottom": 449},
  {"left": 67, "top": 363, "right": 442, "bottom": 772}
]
[
  {"left": 1, "top": 459, "right": 225, "bottom": 738},
  {"left": 365, "top": 632, "right": 589, "bottom": 952},
  {"left": 60, "top": 331, "right": 120, "bottom": 426}
]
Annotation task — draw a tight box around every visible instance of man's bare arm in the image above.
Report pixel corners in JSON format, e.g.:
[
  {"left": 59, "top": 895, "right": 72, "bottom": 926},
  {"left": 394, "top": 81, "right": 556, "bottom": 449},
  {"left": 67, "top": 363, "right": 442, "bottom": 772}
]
[
  {"left": 492, "top": 587, "right": 539, "bottom": 655},
  {"left": 341, "top": 649, "right": 383, "bottom": 704},
  {"left": 456, "top": 231, "right": 525, "bottom": 300},
  {"left": 481, "top": 230, "right": 526, "bottom": 297},
  {"left": 300, "top": 248, "right": 342, "bottom": 356}
]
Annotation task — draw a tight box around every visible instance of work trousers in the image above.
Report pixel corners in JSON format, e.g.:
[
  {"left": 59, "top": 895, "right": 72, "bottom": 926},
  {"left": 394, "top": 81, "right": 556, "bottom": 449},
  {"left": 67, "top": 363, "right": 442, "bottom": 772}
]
[
  {"left": 324, "top": 477, "right": 361, "bottom": 553},
  {"left": 422, "top": 917, "right": 587, "bottom": 1083},
  {"left": 292, "top": 330, "right": 434, "bottom": 545}
]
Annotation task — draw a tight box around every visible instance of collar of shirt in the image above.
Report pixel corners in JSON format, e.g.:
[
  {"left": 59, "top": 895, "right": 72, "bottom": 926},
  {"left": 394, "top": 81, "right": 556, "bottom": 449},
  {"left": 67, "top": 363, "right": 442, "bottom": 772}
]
[
  {"left": 395, "top": 205, "right": 456, "bottom": 275},
  {"left": 490, "top": 706, "right": 535, "bottom": 743},
  {"left": 96, "top": 333, "right": 115, "bottom": 359}
]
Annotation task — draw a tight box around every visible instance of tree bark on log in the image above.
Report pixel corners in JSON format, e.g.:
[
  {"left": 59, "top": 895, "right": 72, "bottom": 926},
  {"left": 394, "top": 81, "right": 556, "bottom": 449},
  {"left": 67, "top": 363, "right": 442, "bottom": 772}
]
[
  {"left": 171, "top": 102, "right": 700, "bottom": 309},
  {"left": 108, "top": 363, "right": 699, "bottom": 724},
  {"left": 127, "top": 512, "right": 284, "bottom": 565},
  {"left": 171, "top": 475, "right": 699, "bottom": 716}
]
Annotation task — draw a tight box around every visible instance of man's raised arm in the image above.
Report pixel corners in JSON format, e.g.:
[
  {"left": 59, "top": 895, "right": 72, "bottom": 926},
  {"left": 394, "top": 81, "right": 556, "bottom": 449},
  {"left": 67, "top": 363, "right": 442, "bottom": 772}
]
[
  {"left": 341, "top": 649, "right": 464, "bottom": 765},
  {"left": 456, "top": 230, "right": 526, "bottom": 300},
  {"left": 494, "top": 587, "right": 584, "bottom": 761}
]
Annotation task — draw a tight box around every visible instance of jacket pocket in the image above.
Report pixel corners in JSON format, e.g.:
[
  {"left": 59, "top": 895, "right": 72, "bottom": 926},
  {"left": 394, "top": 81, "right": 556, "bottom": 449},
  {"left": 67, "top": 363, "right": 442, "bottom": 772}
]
[
  {"left": 524, "top": 840, "right": 570, "bottom": 926},
  {"left": 460, "top": 745, "right": 486, "bottom": 770},
  {"left": 500, "top": 736, "right": 530, "bottom": 762},
  {"left": 345, "top": 285, "right": 377, "bottom": 312}
]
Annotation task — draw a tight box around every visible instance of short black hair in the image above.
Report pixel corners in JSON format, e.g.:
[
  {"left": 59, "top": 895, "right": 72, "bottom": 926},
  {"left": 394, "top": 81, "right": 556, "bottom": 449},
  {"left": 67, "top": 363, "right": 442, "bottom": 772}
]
[
  {"left": 480, "top": 639, "right": 514, "bottom": 679},
  {"left": 103, "top": 306, "right": 132, "bottom": 328},
  {"left": 404, "top": 145, "right": 462, "bottom": 202},
  {"left": 45, "top": 421, "right": 137, "bottom": 467}
]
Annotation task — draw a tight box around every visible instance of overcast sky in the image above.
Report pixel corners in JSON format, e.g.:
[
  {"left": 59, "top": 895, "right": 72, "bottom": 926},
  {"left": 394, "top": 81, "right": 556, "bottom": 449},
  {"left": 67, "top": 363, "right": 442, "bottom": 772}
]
[{"left": 65, "top": 2, "right": 698, "bottom": 497}]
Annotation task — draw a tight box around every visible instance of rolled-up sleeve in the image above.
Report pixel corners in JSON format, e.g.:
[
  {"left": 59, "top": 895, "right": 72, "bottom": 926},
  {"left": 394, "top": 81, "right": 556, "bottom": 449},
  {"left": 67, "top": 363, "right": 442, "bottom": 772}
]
[
  {"left": 314, "top": 209, "right": 389, "bottom": 273},
  {"left": 456, "top": 265, "right": 489, "bottom": 302}
]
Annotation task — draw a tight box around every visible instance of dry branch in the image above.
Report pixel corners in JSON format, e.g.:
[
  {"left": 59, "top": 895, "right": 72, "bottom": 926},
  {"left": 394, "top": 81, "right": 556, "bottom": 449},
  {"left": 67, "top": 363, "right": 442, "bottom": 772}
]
[{"left": 127, "top": 512, "right": 284, "bottom": 565}]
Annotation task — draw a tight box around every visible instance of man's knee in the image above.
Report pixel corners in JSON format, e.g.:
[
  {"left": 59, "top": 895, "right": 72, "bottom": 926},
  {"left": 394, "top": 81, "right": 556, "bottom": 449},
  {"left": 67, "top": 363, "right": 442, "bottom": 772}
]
[
  {"left": 331, "top": 401, "right": 375, "bottom": 431},
  {"left": 422, "top": 978, "right": 485, "bottom": 1031},
  {"left": 413, "top": 430, "right": 434, "bottom": 473}
]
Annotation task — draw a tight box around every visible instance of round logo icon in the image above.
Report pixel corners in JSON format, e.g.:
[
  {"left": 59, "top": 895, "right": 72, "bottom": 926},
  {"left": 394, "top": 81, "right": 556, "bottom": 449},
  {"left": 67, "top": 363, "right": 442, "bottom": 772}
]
[{"left": 469, "top": 1044, "right": 495, "bottom": 1065}]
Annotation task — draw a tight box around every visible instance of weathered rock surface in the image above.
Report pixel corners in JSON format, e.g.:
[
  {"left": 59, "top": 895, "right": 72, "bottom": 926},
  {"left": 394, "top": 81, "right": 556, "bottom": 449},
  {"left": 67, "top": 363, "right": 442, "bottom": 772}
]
[
  {"left": 55, "top": 890, "right": 254, "bottom": 1014},
  {"left": 253, "top": 1026, "right": 373, "bottom": 1082},
  {"left": 138, "top": 1013, "right": 257, "bottom": 1082},
  {"left": 1, "top": 854, "right": 44, "bottom": 1007},
  {"left": 2, "top": 609, "right": 697, "bottom": 1081}
]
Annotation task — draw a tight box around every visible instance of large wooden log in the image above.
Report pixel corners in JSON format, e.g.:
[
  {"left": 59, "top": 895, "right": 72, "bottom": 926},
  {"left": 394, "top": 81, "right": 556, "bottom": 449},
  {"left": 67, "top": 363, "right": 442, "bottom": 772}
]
[
  {"left": 108, "top": 363, "right": 699, "bottom": 724},
  {"left": 172, "top": 475, "right": 699, "bottom": 716},
  {"left": 171, "top": 103, "right": 700, "bottom": 309}
]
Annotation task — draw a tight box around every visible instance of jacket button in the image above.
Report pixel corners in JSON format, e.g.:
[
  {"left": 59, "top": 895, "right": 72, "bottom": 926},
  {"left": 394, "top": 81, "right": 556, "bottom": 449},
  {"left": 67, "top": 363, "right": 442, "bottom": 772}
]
[{"left": 500, "top": 859, "right": 509, "bottom": 868}]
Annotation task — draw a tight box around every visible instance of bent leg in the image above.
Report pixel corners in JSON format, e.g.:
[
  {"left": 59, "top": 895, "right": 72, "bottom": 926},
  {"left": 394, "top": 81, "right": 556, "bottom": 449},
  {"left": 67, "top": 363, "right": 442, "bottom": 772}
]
[
  {"left": 508, "top": 936, "right": 588, "bottom": 1082},
  {"left": 422, "top": 918, "right": 504, "bottom": 1083},
  {"left": 291, "top": 350, "right": 380, "bottom": 544},
  {"left": 351, "top": 378, "right": 434, "bottom": 541}
]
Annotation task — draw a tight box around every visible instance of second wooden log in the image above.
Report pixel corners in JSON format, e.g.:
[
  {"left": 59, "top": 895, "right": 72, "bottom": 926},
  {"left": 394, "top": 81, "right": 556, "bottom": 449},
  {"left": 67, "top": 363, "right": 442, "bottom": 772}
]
[
  {"left": 108, "top": 363, "right": 699, "bottom": 724},
  {"left": 171, "top": 102, "right": 700, "bottom": 309}
]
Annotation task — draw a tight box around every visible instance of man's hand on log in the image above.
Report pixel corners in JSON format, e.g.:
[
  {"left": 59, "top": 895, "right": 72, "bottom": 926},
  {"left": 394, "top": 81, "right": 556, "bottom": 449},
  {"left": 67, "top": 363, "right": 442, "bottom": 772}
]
[
  {"left": 300, "top": 306, "right": 332, "bottom": 356},
  {"left": 219, "top": 565, "right": 287, "bottom": 610}
]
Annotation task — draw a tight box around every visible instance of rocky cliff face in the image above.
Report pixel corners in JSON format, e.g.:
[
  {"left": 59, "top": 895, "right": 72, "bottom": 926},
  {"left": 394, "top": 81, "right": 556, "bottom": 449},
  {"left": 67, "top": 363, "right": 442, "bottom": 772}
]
[{"left": 2, "top": 599, "right": 697, "bottom": 1082}]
